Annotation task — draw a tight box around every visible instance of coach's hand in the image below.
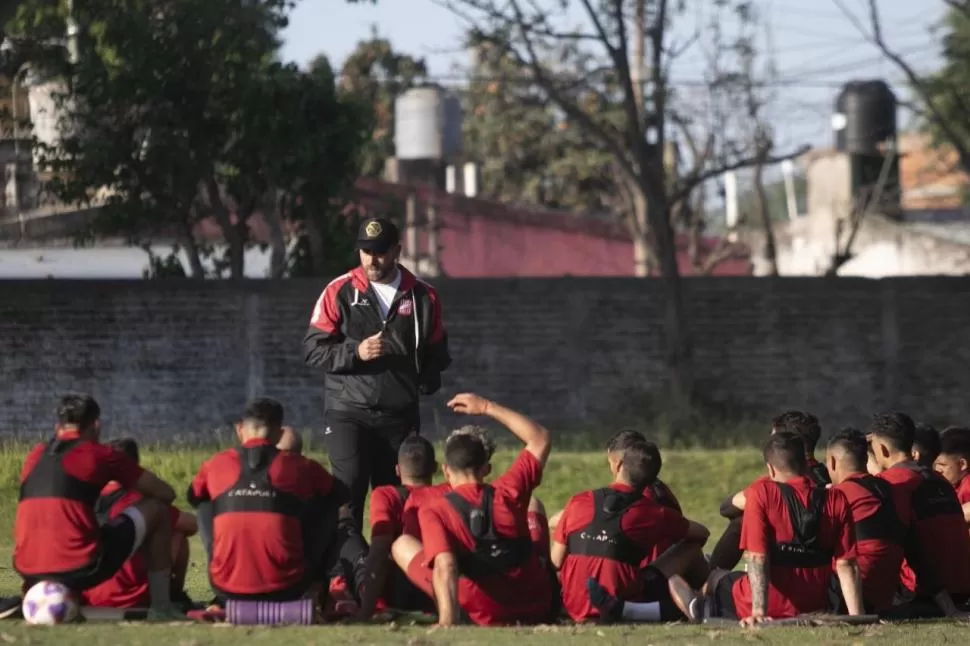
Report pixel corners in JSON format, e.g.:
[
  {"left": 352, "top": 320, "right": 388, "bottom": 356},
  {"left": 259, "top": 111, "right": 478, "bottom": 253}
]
[
  {"left": 357, "top": 332, "right": 385, "bottom": 361},
  {"left": 447, "top": 393, "right": 492, "bottom": 416}
]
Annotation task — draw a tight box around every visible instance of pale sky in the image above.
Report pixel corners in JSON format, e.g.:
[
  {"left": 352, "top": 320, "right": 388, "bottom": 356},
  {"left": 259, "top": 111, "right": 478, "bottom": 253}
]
[{"left": 281, "top": 0, "right": 945, "bottom": 153}]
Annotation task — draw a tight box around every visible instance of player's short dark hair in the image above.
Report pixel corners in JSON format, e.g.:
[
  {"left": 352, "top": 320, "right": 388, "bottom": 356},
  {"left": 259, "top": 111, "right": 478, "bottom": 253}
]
[
  {"left": 606, "top": 429, "right": 646, "bottom": 454},
  {"left": 827, "top": 427, "right": 867, "bottom": 472},
  {"left": 939, "top": 427, "right": 970, "bottom": 462},
  {"left": 57, "top": 394, "right": 101, "bottom": 431},
  {"left": 444, "top": 433, "right": 488, "bottom": 472},
  {"left": 242, "top": 397, "right": 284, "bottom": 430},
  {"left": 913, "top": 424, "right": 941, "bottom": 466},
  {"left": 772, "top": 411, "right": 822, "bottom": 453},
  {"left": 108, "top": 438, "right": 140, "bottom": 464},
  {"left": 399, "top": 435, "right": 436, "bottom": 479},
  {"left": 620, "top": 441, "right": 662, "bottom": 490},
  {"left": 763, "top": 431, "right": 807, "bottom": 474},
  {"left": 868, "top": 412, "right": 915, "bottom": 453}
]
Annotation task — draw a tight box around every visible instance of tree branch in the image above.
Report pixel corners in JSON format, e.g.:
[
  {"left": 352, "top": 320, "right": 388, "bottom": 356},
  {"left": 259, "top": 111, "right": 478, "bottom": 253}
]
[{"left": 670, "top": 144, "right": 810, "bottom": 205}]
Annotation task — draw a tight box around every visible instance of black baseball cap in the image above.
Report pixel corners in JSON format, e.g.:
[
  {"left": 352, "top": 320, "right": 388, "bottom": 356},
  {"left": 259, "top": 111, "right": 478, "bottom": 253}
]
[{"left": 356, "top": 217, "right": 400, "bottom": 254}]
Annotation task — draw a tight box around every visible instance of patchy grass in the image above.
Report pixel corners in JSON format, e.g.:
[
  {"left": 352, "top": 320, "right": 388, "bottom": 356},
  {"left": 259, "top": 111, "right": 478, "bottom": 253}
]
[{"left": 0, "top": 443, "right": 962, "bottom": 643}]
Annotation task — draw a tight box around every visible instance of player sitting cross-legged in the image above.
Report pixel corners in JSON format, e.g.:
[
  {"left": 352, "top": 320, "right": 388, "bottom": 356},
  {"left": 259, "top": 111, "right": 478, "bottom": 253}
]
[
  {"left": 552, "top": 439, "right": 710, "bottom": 623},
  {"left": 389, "top": 394, "right": 555, "bottom": 626},
  {"left": 187, "top": 398, "right": 351, "bottom": 607},
  {"left": 82, "top": 438, "right": 199, "bottom": 611}
]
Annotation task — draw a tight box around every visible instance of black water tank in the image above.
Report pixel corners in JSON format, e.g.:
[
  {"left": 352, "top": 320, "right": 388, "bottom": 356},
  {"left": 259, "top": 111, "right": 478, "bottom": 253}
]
[{"left": 833, "top": 80, "right": 897, "bottom": 155}]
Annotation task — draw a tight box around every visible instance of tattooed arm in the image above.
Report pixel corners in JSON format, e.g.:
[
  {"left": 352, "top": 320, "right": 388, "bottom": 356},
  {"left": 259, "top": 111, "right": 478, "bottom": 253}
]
[{"left": 741, "top": 551, "right": 770, "bottom": 626}]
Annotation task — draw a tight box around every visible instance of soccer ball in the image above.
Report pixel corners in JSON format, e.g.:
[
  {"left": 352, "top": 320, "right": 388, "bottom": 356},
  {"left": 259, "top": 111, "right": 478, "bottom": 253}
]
[{"left": 22, "top": 581, "right": 79, "bottom": 625}]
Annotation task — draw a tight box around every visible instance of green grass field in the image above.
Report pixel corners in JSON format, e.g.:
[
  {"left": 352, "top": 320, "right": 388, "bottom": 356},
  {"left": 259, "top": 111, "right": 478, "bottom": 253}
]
[{"left": 0, "top": 443, "right": 966, "bottom": 644}]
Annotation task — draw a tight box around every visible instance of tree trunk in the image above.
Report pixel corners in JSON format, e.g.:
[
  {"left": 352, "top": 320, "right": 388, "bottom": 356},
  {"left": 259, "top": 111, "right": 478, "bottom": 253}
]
[
  {"left": 632, "top": 191, "right": 651, "bottom": 277},
  {"left": 204, "top": 176, "right": 246, "bottom": 280},
  {"left": 304, "top": 211, "right": 327, "bottom": 276},
  {"left": 266, "top": 192, "right": 287, "bottom": 279},
  {"left": 178, "top": 226, "right": 206, "bottom": 279},
  {"left": 631, "top": 0, "right": 646, "bottom": 117},
  {"left": 753, "top": 157, "right": 778, "bottom": 276}
]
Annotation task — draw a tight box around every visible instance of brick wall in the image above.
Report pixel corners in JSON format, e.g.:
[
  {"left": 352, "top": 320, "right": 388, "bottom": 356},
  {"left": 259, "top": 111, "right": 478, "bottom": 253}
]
[{"left": 2, "top": 277, "right": 970, "bottom": 442}]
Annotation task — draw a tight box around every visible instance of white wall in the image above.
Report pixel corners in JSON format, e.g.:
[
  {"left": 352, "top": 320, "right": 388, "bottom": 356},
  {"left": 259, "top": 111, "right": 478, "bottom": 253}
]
[{"left": 0, "top": 245, "right": 274, "bottom": 278}]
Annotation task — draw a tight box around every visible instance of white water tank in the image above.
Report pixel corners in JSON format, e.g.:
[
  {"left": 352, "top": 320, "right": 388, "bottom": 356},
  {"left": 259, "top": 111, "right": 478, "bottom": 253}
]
[{"left": 394, "top": 86, "right": 462, "bottom": 161}]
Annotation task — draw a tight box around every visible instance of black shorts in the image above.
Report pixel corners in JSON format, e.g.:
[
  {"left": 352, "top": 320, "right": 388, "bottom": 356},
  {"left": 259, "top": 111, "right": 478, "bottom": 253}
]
[
  {"left": 710, "top": 571, "right": 744, "bottom": 620},
  {"left": 23, "top": 515, "right": 138, "bottom": 593},
  {"left": 640, "top": 566, "right": 685, "bottom": 622}
]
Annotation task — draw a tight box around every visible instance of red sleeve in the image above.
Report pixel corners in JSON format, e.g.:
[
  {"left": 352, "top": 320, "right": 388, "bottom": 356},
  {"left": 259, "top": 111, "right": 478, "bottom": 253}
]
[
  {"left": 309, "top": 278, "right": 345, "bottom": 334},
  {"left": 307, "top": 460, "right": 334, "bottom": 497},
  {"left": 553, "top": 495, "right": 583, "bottom": 544},
  {"left": 492, "top": 449, "right": 543, "bottom": 504},
  {"left": 20, "top": 444, "right": 45, "bottom": 483},
  {"left": 425, "top": 283, "right": 446, "bottom": 343},
  {"left": 830, "top": 490, "right": 857, "bottom": 561},
  {"left": 370, "top": 487, "right": 403, "bottom": 538},
  {"left": 189, "top": 459, "right": 210, "bottom": 501},
  {"left": 419, "top": 504, "right": 454, "bottom": 568},
  {"left": 739, "top": 483, "right": 770, "bottom": 555},
  {"left": 97, "top": 445, "right": 145, "bottom": 489},
  {"left": 657, "top": 507, "right": 690, "bottom": 544}
]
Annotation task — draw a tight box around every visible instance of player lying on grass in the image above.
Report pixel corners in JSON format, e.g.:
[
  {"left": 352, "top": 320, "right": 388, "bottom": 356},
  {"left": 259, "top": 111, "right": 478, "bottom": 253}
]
[
  {"left": 933, "top": 426, "right": 970, "bottom": 523},
  {"left": 595, "top": 432, "right": 865, "bottom": 626},
  {"left": 187, "top": 398, "right": 365, "bottom": 610},
  {"left": 824, "top": 428, "right": 906, "bottom": 614},
  {"left": 13, "top": 394, "right": 184, "bottom": 620},
  {"left": 867, "top": 413, "right": 970, "bottom": 620},
  {"left": 709, "top": 411, "right": 830, "bottom": 573},
  {"left": 82, "top": 438, "right": 198, "bottom": 611},
  {"left": 389, "top": 393, "right": 556, "bottom": 626},
  {"left": 552, "top": 438, "right": 710, "bottom": 623}
]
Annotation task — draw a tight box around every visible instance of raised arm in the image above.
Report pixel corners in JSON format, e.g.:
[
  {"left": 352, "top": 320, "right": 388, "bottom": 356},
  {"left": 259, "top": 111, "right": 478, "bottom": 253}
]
[{"left": 447, "top": 394, "right": 551, "bottom": 467}]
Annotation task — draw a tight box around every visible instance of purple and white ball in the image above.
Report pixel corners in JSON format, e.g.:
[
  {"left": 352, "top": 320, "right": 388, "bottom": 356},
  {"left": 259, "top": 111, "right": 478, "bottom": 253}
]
[{"left": 22, "top": 581, "right": 79, "bottom": 625}]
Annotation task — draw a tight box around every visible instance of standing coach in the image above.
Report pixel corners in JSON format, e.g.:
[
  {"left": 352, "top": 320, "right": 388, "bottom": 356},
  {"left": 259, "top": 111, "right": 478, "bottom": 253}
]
[{"left": 303, "top": 217, "right": 451, "bottom": 528}]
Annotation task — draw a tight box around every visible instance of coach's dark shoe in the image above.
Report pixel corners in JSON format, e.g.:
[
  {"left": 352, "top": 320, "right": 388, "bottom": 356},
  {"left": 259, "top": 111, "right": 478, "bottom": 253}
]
[
  {"left": 586, "top": 578, "right": 624, "bottom": 625},
  {"left": 0, "top": 597, "right": 22, "bottom": 620}
]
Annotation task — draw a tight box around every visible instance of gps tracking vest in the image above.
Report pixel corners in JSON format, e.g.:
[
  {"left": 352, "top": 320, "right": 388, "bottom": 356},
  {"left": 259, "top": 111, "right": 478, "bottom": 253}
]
[
  {"left": 770, "top": 483, "right": 833, "bottom": 568},
  {"left": 445, "top": 486, "right": 532, "bottom": 580},
  {"left": 212, "top": 446, "right": 303, "bottom": 518},
  {"left": 566, "top": 488, "right": 650, "bottom": 565},
  {"left": 850, "top": 475, "right": 905, "bottom": 543},
  {"left": 19, "top": 438, "right": 101, "bottom": 505}
]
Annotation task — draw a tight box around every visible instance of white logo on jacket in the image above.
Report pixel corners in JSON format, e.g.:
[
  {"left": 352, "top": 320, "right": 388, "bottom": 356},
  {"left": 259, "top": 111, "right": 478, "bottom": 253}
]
[{"left": 397, "top": 299, "right": 413, "bottom": 316}]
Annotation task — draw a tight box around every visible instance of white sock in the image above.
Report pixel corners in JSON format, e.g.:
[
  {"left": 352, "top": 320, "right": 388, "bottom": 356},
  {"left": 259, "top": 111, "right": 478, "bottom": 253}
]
[
  {"left": 620, "top": 600, "right": 662, "bottom": 622},
  {"left": 147, "top": 570, "right": 172, "bottom": 607}
]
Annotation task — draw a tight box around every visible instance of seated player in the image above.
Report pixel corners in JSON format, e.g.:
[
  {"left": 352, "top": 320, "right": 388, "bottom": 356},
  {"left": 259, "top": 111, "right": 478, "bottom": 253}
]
[
  {"left": 14, "top": 394, "right": 183, "bottom": 620},
  {"left": 699, "top": 432, "right": 863, "bottom": 625},
  {"left": 552, "top": 440, "right": 710, "bottom": 623},
  {"left": 710, "top": 411, "right": 829, "bottom": 572},
  {"left": 187, "top": 398, "right": 347, "bottom": 604},
  {"left": 357, "top": 436, "right": 449, "bottom": 618},
  {"left": 550, "top": 430, "right": 681, "bottom": 535},
  {"left": 913, "top": 424, "right": 941, "bottom": 469},
  {"left": 933, "top": 427, "right": 970, "bottom": 523},
  {"left": 277, "top": 427, "right": 303, "bottom": 454},
  {"left": 83, "top": 438, "right": 199, "bottom": 609},
  {"left": 825, "top": 428, "right": 905, "bottom": 614},
  {"left": 391, "top": 393, "right": 555, "bottom": 626},
  {"left": 868, "top": 412, "right": 970, "bottom": 618}
]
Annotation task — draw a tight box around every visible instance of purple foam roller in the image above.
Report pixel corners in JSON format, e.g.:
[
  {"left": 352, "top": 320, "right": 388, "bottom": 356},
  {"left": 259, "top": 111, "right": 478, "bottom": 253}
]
[{"left": 226, "top": 598, "right": 314, "bottom": 625}]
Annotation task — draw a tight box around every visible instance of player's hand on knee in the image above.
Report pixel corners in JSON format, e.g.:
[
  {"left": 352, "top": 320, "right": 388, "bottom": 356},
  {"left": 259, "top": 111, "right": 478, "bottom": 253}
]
[{"left": 447, "top": 393, "right": 491, "bottom": 416}]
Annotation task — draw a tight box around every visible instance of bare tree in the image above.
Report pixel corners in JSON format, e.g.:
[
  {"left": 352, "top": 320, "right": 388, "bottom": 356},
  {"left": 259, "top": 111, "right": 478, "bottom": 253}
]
[{"left": 436, "top": 0, "right": 809, "bottom": 404}]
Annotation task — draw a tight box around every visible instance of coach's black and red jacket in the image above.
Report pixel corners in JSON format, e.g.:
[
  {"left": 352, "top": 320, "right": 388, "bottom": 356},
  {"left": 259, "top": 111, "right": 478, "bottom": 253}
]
[{"left": 303, "top": 266, "right": 451, "bottom": 415}]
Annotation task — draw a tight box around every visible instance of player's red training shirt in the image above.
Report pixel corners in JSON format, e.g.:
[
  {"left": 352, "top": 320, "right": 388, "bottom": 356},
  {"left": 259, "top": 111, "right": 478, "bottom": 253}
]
[
  {"left": 879, "top": 463, "right": 970, "bottom": 595},
  {"left": 955, "top": 474, "right": 970, "bottom": 507},
  {"left": 732, "top": 476, "right": 856, "bottom": 619},
  {"left": 833, "top": 474, "right": 905, "bottom": 611},
  {"left": 418, "top": 450, "right": 553, "bottom": 626},
  {"left": 189, "top": 439, "right": 335, "bottom": 597},
  {"left": 15, "top": 432, "right": 145, "bottom": 576},
  {"left": 369, "top": 482, "right": 451, "bottom": 541},
  {"left": 554, "top": 483, "right": 689, "bottom": 622},
  {"left": 81, "top": 484, "right": 181, "bottom": 608}
]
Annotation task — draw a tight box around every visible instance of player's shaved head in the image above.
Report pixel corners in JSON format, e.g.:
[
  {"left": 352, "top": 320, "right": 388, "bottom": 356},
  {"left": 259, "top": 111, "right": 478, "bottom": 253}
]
[
  {"left": 763, "top": 432, "right": 807, "bottom": 475},
  {"left": 276, "top": 427, "right": 302, "bottom": 454},
  {"left": 826, "top": 427, "right": 867, "bottom": 472}
]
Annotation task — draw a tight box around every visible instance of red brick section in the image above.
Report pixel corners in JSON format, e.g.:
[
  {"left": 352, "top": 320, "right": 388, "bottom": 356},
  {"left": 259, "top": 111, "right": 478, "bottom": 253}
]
[{"left": 898, "top": 133, "right": 969, "bottom": 210}]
